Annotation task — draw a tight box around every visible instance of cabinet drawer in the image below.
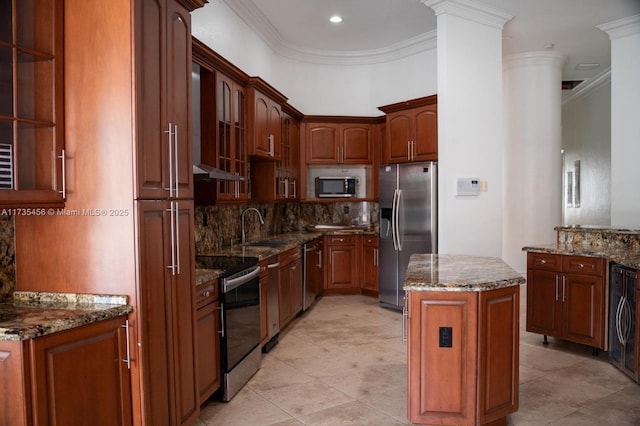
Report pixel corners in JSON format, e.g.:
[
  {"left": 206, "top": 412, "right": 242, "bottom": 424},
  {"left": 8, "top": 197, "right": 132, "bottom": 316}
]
[
  {"left": 327, "top": 235, "right": 356, "bottom": 245},
  {"left": 562, "top": 255, "right": 604, "bottom": 277},
  {"left": 280, "top": 246, "right": 302, "bottom": 266},
  {"left": 196, "top": 281, "right": 218, "bottom": 308},
  {"left": 363, "top": 236, "right": 378, "bottom": 247},
  {"left": 527, "top": 252, "right": 560, "bottom": 271}
]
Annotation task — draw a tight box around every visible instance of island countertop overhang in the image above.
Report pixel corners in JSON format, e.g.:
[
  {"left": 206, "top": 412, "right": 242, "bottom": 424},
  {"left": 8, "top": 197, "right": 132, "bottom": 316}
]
[{"left": 403, "top": 253, "right": 525, "bottom": 292}]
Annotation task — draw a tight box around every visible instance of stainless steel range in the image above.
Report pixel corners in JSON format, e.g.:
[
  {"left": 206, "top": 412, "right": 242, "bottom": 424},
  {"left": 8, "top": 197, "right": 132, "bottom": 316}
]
[{"left": 196, "top": 256, "right": 261, "bottom": 401}]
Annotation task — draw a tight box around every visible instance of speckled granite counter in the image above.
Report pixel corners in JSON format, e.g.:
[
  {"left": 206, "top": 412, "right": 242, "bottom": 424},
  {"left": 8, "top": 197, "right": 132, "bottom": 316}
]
[
  {"left": 403, "top": 254, "right": 525, "bottom": 292},
  {"left": 523, "top": 226, "right": 640, "bottom": 269},
  {"left": 0, "top": 292, "right": 132, "bottom": 341}
]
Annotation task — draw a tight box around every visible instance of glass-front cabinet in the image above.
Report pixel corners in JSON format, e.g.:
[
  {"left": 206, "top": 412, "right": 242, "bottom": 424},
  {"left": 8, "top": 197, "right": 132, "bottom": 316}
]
[{"left": 0, "top": 0, "right": 65, "bottom": 207}]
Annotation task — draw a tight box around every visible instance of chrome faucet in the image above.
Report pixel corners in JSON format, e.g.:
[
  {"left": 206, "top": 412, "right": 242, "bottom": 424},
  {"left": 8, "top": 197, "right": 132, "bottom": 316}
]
[{"left": 241, "top": 207, "right": 265, "bottom": 244}]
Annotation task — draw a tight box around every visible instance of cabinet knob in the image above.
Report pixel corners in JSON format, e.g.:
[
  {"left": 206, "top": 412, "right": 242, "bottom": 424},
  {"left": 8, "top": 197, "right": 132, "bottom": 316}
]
[
  {"left": 578, "top": 263, "right": 584, "bottom": 269},
  {"left": 539, "top": 259, "right": 546, "bottom": 264},
  {"left": 204, "top": 291, "right": 211, "bottom": 297}
]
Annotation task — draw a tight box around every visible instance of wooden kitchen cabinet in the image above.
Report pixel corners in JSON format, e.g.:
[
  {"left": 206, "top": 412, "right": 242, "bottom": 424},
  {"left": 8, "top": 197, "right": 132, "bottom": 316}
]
[
  {"left": 247, "top": 77, "right": 287, "bottom": 160},
  {"left": 0, "top": 315, "right": 132, "bottom": 426},
  {"left": 324, "top": 234, "right": 361, "bottom": 293},
  {"left": 279, "top": 246, "right": 303, "bottom": 329},
  {"left": 407, "top": 286, "right": 519, "bottom": 425},
  {"left": 137, "top": 0, "right": 193, "bottom": 200},
  {"left": 305, "top": 121, "right": 372, "bottom": 165},
  {"left": 0, "top": 0, "right": 65, "bottom": 207},
  {"left": 526, "top": 252, "right": 606, "bottom": 350},
  {"left": 378, "top": 95, "right": 437, "bottom": 164},
  {"left": 362, "top": 236, "right": 379, "bottom": 296},
  {"left": 195, "top": 280, "right": 221, "bottom": 403}
]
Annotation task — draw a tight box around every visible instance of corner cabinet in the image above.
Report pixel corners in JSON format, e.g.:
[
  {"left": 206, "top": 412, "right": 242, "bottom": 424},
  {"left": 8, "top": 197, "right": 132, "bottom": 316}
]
[
  {"left": 0, "top": 0, "right": 66, "bottom": 207},
  {"left": 526, "top": 252, "right": 606, "bottom": 350},
  {"left": 378, "top": 95, "right": 437, "bottom": 164},
  {"left": 0, "top": 316, "right": 132, "bottom": 426},
  {"left": 246, "top": 77, "right": 287, "bottom": 160}
]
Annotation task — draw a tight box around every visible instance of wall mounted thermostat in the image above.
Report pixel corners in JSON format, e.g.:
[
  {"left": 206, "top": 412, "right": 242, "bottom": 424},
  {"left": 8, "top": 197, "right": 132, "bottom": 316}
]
[{"left": 456, "top": 177, "right": 480, "bottom": 196}]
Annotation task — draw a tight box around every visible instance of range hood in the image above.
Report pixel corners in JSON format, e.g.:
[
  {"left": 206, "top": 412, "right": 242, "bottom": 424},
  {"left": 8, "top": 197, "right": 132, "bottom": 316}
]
[{"left": 193, "top": 164, "right": 246, "bottom": 181}]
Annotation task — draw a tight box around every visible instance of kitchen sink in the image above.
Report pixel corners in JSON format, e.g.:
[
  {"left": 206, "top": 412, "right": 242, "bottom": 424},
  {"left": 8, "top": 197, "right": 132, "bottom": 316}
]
[{"left": 245, "top": 240, "right": 289, "bottom": 248}]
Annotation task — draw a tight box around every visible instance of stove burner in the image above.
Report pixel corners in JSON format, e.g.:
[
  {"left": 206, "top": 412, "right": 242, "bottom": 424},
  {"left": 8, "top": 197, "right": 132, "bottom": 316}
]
[{"left": 195, "top": 255, "right": 258, "bottom": 278}]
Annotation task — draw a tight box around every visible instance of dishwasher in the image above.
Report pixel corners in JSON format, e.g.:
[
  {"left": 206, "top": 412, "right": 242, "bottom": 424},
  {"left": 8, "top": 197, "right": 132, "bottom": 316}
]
[{"left": 263, "top": 256, "right": 280, "bottom": 352}]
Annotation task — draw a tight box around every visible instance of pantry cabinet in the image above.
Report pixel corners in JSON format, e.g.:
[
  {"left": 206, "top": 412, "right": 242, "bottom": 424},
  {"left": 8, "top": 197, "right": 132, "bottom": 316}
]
[
  {"left": 378, "top": 95, "right": 437, "bottom": 164},
  {"left": 0, "top": 0, "right": 65, "bottom": 207},
  {"left": 526, "top": 252, "right": 606, "bottom": 349},
  {"left": 0, "top": 315, "right": 132, "bottom": 426}
]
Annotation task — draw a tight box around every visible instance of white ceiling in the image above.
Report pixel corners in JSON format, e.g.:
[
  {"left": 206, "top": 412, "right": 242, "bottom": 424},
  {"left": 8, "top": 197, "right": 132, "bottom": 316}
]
[{"left": 221, "top": 0, "right": 640, "bottom": 81}]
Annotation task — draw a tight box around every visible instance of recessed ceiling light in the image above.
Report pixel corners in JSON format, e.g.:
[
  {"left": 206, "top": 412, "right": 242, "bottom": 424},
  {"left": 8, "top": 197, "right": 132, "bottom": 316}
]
[{"left": 329, "top": 15, "right": 343, "bottom": 23}]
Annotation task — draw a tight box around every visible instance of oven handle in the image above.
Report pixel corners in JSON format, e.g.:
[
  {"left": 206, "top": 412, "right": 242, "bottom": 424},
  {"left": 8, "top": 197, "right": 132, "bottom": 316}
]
[{"left": 223, "top": 266, "right": 261, "bottom": 293}]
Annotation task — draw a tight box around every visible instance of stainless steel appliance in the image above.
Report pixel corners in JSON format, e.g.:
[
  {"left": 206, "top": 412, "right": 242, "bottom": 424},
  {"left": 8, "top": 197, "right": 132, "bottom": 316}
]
[
  {"left": 303, "top": 239, "right": 322, "bottom": 310},
  {"left": 263, "top": 257, "right": 280, "bottom": 352},
  {"left": 315, "top": 176, "right": 357, "bottom": 198},
  {"left": 195, "top": 255, "right": 261, "bottom": 401},
  {"left": 378, "top": 162, "right": 437, "bottom": 310},
  {"left": 609, "top": 263, "right": 639, "bottom": 383}
]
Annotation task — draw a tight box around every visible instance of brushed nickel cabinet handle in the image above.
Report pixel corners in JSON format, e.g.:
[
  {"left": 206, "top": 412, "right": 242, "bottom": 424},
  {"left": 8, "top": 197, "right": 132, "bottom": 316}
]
[{"left": 58, "top": 149, "right": 66, "bottom": 199}]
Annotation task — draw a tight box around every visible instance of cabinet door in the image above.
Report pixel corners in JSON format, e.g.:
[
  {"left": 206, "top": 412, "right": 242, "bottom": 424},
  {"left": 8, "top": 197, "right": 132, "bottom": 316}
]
[
  {"left": 0, "top": 0, "right": 65, "bottom": 207},
  {"left": 137, "top": 200, "right": 198, "bottom": 425},
  {"left": 341, "top": 125, "right": 371, "bottom": 164},
  {"left": 386, "top": 112, "right": 412, "bottom": 163},
  {"left": 253, "top": 96, "right": 271, "bottom": 157},
  {"left": 306, "top": 124, "right": 339, "bottom": 164},
  {"left": 269, "top": 103, "right": 282, "bottom": 159},
  {"left": 362, "top": 236, "right": 379, "bottom": 293},
  {"left": 136, "top": 0, "right": 193, "bottom": 200},
  {"left": 279, "top": 262, "right": 294, "bottom": 326},
  {"left": 290, "top": 257, "right": 303, "bottom": 316},
  {"left": 30, "top": 316, "right": 132, "bottom": 426},
  {"left": 326, "top": 239, "right": 358, "bottom": 290},
  {"left": 412, "top": 104, "right": 438, "bottom": 161},
  {"left": 196, "top": 300, "right": 221, "bottom": 403},
  {"left": 526, "top": 269, "right": 562, "bottom": 337},
  {"left": 563, "top": 273, "right": 604, "bottom": 347}
]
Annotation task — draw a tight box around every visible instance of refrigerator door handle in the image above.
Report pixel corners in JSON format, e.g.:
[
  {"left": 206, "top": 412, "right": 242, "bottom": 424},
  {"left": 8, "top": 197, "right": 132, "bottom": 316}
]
[
  {"left": 391, "top": 188, "right": 399, "bottom": 251},
  {"left": 395, "top": 189, "right": 403, "bottom": 251}
]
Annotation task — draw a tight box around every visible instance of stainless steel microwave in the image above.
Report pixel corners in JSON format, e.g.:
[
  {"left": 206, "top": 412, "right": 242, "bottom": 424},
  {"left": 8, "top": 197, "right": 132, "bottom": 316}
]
[{"left": 315, "top": 176, "right": 358, "bottom": 198}]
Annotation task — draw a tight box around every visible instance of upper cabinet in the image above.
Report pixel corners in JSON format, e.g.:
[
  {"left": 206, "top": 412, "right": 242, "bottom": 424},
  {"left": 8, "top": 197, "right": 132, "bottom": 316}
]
[
  {"left": 192, "top": 39, "right": 249, "bottom": 204},
  {"left": 246, "top": 77, "right": 287, "bottom": 160},
  {"left": 0, "top": 0, "right": 65, "bottom": 207},
  {"left": 378, "top": 95, "right": 437, "bottom": 164},
  {"left": 137, "top": 0, "right": 194, "bottom": 200},
  {"left": 304, "top": 120, "right": 373, "bottom": 165}
]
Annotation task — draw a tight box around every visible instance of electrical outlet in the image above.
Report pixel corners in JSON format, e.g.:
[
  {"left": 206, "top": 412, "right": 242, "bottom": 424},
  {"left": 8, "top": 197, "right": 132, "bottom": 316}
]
[{"left": 343, "top": 206, "right": 349, "bottom": 214}]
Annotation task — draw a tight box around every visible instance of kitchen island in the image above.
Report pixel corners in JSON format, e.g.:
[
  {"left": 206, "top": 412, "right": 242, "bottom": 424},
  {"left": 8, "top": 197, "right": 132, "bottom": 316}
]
[{"left": 404, "top": 254, "right": 525, "bottom": 426}]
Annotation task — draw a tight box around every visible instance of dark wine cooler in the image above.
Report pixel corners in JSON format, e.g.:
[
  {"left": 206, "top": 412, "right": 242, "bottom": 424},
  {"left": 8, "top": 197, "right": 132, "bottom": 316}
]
[{"left": 609, "top": 263, "right": 639, "bottom": 383}]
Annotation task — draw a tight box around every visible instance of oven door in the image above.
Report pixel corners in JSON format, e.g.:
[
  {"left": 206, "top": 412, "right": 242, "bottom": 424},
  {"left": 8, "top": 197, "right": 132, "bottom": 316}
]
[{"left": 221, "top": 265, "right": 261, "bottom": 372}]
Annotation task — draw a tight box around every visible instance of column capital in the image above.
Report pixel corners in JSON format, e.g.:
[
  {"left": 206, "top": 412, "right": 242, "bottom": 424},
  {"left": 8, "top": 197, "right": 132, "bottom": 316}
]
[
  {"left": 503, "top": 51, "right": 567, "bottom": 71},
  {"left": 597, "top": 14, "right": 640, "bottom": 40},
  {"left": 421, "top": 0, "right": 513, "bottom": 29}
]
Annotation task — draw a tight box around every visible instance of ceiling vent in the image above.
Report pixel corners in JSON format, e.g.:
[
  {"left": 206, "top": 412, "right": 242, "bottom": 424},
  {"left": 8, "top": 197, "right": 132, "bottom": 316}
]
[{"left": 562, "top": 80, "right": 584, "bottom": 90}]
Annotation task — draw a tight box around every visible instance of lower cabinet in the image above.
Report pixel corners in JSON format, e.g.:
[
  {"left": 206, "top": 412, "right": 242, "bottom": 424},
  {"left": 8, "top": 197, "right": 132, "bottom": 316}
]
[
  {"left": 407, "top": 287, "right": 519, "bottom": 425},
  {"left": 324, "top": 235, "right": 360, "bottom": 293},
  {"left": 195, "top": 280, "right": 221, "bottom": 403},
  {"left": 279, "top": 246, "right": 303, "bottom": 329},
  {"left": 362, "top": 236, "right": 379, "bottom": 296},
  {"left": 526, "top": 252, "right": 606, "bottom": 349},
  {"left": 0, "top": 316, "right": 132, "bottom": 426}
]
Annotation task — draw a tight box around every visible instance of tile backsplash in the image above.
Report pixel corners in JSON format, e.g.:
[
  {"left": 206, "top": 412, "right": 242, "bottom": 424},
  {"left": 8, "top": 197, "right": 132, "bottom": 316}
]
[
  {"left": 195, "top": 201, "right": 379, "bottom": 254},
  {"left": 0, "top": 216, "right": 15, "bottom": 301}
]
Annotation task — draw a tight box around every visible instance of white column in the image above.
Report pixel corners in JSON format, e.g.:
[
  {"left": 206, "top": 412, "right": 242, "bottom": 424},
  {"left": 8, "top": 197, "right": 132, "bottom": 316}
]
[
  {"left": 422, "top": 0, "right": 512, "bottom": 257},
  {"left": 503, "top": 52, "right": 565, "bottom": 274},
  {"left": 598, "top": 15, "right": 640, "bottom": 227}
]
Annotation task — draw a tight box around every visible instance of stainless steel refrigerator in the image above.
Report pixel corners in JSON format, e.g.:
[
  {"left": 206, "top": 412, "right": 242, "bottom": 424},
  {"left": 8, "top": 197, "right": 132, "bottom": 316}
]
[{"left": 379, "top": 162, "right": 437, "bottom": 310}]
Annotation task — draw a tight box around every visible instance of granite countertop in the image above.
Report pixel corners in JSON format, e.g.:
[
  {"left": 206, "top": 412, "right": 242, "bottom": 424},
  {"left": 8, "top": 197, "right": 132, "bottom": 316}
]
[
  {"left": 403, "top": 254, "right": 525, "bottom": 292},
  {"left": 522, "top": 243, "right": 640, "bottom": 269},
  {"left": 0, "top": 292, "right": 133, "bottom": 341},
  {"left": 195, "top": 230, "right": 377, "bottom": 286}
]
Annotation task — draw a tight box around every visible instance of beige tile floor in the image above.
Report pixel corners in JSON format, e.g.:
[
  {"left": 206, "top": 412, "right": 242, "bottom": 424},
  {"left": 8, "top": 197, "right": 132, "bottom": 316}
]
[{"left": 196, "top": 287, "right": 640, "bottom": 425}]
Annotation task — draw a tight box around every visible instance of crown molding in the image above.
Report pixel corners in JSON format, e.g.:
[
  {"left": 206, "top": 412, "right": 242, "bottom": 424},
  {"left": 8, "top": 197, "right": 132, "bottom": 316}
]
[
  {"left": 224, "top": 0, "right": 437, "bottom": 65},
  {"left": 597, "top": 14, "right": 640, "bottom": 40},
  {"left": 421, "top": 0, "right": 513, "bottom": 29}
]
